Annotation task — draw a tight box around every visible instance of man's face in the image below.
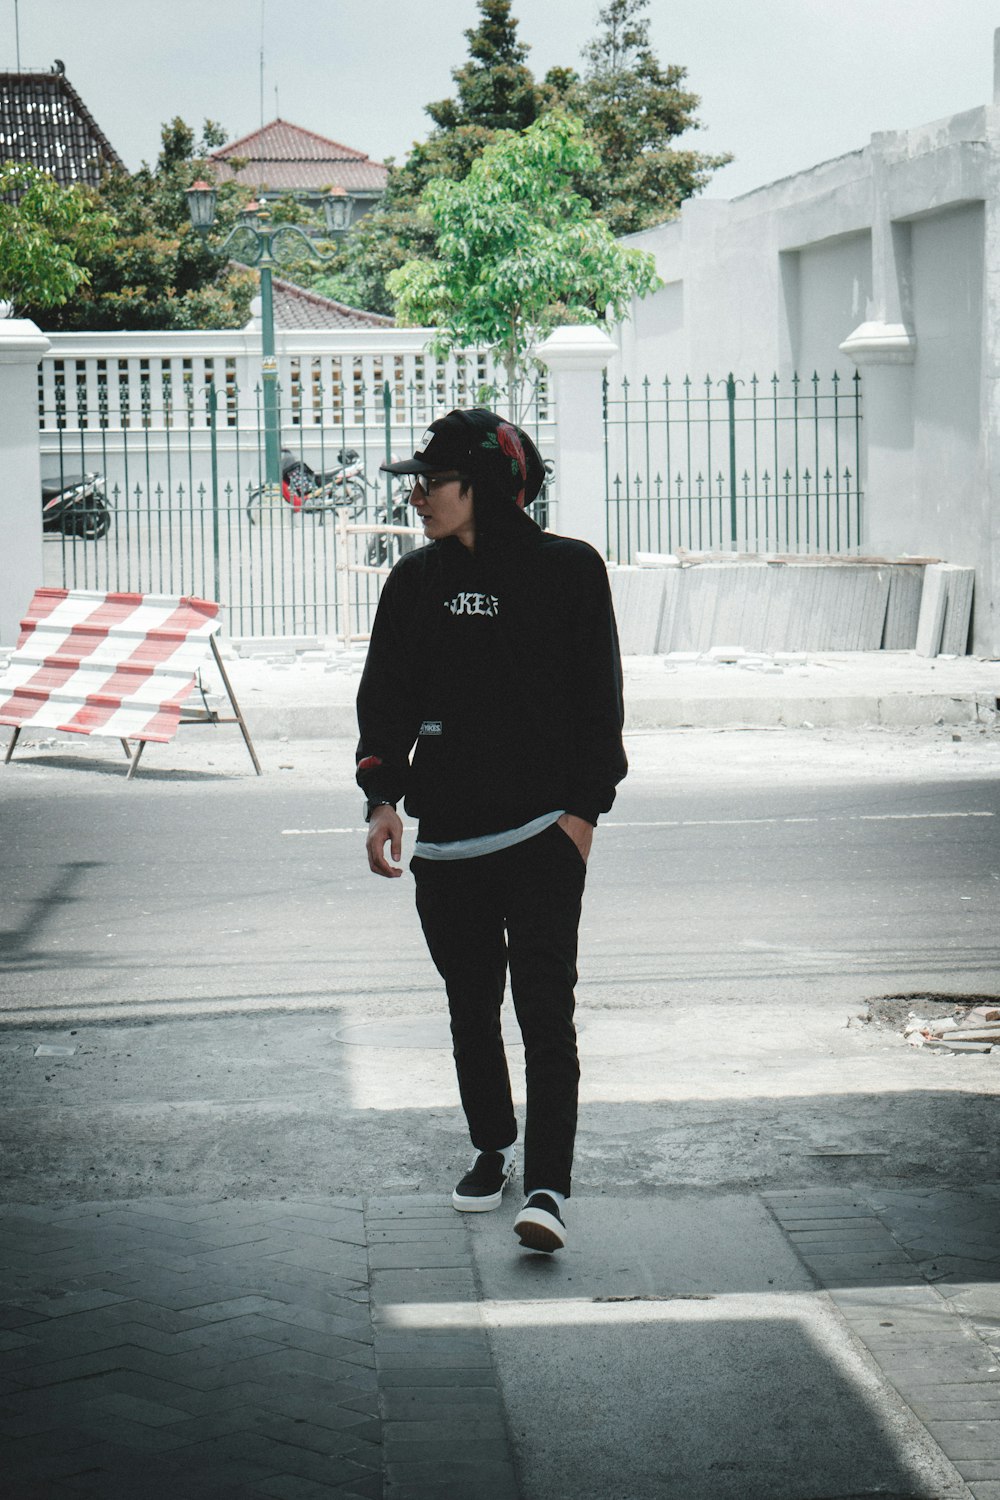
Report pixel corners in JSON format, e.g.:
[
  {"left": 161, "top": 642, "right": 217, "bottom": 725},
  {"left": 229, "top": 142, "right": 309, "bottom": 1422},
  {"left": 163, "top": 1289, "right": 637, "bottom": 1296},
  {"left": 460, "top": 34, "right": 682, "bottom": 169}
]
[{"left": 409, "top": 471, "right": 475, "bottom": 547}]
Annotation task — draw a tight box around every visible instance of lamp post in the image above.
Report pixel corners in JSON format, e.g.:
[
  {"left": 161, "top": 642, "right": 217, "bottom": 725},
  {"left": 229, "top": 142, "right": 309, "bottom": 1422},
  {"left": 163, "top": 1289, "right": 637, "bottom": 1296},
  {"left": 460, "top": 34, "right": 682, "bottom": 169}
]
[{"left": 185, "top": 182, "right": 351, "bottom": 491}]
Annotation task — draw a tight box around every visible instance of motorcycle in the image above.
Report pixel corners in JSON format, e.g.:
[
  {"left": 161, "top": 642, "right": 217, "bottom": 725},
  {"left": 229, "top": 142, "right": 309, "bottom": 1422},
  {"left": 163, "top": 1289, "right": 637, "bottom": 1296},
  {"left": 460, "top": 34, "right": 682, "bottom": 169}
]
[
  {"left": 364, "top": 477, "right": 418, "bottom": 568},
  {"left": 246, "top": 447, "right": 366, "bottom": 524},
  {"left": 42, "top": 472, "right": 112, "bottom": 539}
]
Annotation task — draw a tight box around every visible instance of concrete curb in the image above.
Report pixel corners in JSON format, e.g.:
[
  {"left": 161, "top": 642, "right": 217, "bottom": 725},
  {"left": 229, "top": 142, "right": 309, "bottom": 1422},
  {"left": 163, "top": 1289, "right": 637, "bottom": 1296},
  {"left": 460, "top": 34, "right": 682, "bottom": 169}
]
[
  {"left": 236, "top": 690, "right": 999, "bottom": 740},
  {"left": 622, "top": 691, "right": 999, "bottom": 732},
  {"left": 183, "top": 648, "right": 1000, "bottom": 740}
]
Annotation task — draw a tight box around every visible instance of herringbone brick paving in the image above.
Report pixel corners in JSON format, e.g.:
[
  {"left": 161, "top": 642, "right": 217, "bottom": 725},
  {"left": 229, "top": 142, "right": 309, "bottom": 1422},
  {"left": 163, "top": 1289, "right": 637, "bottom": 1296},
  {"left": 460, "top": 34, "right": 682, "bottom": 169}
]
[
  {"left": 0, "top": 1199, "right": 383, "bottom": 1498},
  {"left": 5, "top": 1188, "right": 999, "bottom": 1497},
  {"left": 765, "top": 1185, "right": 1000, "bottom": 1500},
  {"left": 1, "top": 1195, "right": 520, "bottom": 1500}
]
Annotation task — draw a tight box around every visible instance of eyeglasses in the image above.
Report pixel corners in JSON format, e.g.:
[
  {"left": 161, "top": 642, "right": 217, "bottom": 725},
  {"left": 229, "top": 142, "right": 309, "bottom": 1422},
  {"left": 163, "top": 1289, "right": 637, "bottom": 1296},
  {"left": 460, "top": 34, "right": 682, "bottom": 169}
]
[{"left": 410, "top": 472, "right": 460, "bottom": 495}]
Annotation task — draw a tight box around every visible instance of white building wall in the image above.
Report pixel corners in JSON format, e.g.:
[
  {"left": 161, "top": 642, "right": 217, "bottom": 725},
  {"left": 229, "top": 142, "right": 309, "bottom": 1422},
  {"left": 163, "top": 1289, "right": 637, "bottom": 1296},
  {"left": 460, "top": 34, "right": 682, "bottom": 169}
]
[
  {"left": 793, "top": 233, "right": 873, "bottom": 377},
  {"left": 611, "top": 69, "right": 1000, "bottom": 652},
  {"left": 909, "top": 204, "right": 984, "bottom": 564}
]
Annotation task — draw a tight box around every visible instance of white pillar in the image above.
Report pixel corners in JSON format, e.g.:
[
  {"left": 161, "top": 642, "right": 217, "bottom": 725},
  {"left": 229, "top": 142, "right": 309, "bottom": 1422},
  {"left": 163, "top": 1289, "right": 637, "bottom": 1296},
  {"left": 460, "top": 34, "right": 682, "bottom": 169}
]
[
  {"left": 839, "top": 321, "right": 917, "bottom": 556},
  {"left": 535, "top": 325, "right": 618, "bottom": 552},
  {"left": 0, "top": 320, "right": 51, "bottom": 647},
  {"left": 977, "top": 50, "right": 1000, "bottom": 656},
  {"left": 839, "top": 141, "right": 918, "bottom": 559}
]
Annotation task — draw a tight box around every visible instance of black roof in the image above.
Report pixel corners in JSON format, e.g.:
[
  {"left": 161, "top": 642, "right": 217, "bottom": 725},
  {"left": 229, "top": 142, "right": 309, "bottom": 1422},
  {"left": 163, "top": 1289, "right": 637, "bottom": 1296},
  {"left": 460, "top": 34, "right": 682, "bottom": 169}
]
[{"left": 0, "top": 65, "right": 124, "bottom": 187}]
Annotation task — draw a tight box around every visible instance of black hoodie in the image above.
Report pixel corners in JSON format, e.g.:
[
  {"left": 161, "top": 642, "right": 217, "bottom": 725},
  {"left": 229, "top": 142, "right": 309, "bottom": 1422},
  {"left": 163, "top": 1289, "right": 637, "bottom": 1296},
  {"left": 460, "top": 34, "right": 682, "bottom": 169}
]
[{"left": 355, "top": 504, "right": 627, "bottom": 842}]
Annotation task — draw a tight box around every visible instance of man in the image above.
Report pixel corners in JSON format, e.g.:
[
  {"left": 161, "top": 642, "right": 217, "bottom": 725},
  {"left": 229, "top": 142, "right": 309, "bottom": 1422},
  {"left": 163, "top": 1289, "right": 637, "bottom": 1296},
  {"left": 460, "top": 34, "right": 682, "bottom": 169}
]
[{"left": 356, "top": 408, "right": 626, "bottom": 1253}]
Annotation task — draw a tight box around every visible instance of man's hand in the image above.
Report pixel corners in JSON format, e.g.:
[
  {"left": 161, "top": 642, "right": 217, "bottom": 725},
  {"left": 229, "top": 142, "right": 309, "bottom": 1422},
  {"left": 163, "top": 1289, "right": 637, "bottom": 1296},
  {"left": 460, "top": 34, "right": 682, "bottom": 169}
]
[
  {"left": 557, "top": 813, "right": 593, "bottom": 865},
  {"left": 366, "top": 806, "right": 404, "bottom": 878}
]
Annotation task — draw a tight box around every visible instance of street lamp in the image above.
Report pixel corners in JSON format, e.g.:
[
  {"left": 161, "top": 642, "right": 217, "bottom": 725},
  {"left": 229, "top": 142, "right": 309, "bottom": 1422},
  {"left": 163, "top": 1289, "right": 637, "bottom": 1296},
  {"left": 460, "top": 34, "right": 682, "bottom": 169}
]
[
  {"left": 323, "top": 191, "right": 351, "bottom": 234},
  {"left": 185, "top": 181, "right": 347, "bottom": 492}
]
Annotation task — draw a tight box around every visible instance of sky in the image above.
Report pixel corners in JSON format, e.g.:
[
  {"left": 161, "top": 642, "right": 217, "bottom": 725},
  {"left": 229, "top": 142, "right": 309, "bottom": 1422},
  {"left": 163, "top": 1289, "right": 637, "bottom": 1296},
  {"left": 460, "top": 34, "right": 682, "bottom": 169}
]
[{"left": 3, "top": 0, "right": 1000, "bottom": 199}]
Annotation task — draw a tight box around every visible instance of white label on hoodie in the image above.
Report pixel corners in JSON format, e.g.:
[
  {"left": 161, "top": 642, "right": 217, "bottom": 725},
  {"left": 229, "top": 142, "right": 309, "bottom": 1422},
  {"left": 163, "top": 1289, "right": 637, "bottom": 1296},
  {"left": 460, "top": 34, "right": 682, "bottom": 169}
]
[{"left": 444, "top": 591, "right": 500, "bottom": 617}]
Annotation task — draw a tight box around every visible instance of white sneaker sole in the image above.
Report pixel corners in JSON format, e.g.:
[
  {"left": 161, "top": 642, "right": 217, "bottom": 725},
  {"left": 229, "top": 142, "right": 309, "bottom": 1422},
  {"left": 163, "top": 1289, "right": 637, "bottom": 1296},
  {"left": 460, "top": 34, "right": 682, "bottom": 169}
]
[
  {"left": 452, "top": 1187, "right": 505, "bottom": 1212},
  {"left": 452, "top": 1161, "right": 515, "bottom": 1213},
  {"left": 514, "top": 1205, "right": 566, "bottom": 1252}
]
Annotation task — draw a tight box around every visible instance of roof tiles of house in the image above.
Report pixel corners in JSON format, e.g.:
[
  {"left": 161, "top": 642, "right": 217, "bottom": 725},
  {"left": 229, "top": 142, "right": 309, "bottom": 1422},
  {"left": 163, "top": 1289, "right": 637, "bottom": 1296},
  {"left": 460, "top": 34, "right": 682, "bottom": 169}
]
[
  {"left": 270, "top": 276, "right": 394, "bottom": 330},
  {"left": 210, "top": 119, "right": 388, "bottom": 194},
  {"left": 0, "top": 67, "right": 125, "bottom": 187}
]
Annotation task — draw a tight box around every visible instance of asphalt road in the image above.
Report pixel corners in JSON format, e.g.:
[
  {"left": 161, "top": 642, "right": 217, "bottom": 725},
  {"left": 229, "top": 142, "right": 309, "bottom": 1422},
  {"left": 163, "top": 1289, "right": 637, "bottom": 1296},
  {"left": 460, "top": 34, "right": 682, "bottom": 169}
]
[
  {"left": 2, "top": 727, "right": 999, "bottom": 1201},
  {"left": 3, "top": 734, "right": 999, "bottom": 1021}
]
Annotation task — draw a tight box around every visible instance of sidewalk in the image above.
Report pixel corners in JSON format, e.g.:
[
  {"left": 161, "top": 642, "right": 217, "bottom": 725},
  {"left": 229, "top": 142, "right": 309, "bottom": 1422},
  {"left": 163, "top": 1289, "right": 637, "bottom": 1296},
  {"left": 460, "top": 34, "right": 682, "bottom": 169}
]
[
  {"left": 2, "top": 1188, "right": 996, "bottom": 1498},
  {"left": 214, "top": 646, "right": 1000, "bottom": 739},
  {"left": 2, "top": 641, "right": 998, "bottom": 1497}
]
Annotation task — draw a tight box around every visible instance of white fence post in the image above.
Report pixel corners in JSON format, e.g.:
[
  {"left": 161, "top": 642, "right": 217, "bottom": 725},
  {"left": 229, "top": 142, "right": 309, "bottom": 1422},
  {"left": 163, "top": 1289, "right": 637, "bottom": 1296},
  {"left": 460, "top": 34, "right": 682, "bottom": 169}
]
[
  {"left": 0, "top": 319, "right": 51, "bottom": 647},
  {"left": 535, "top": 325, "right": 617, "bottom": 552}
]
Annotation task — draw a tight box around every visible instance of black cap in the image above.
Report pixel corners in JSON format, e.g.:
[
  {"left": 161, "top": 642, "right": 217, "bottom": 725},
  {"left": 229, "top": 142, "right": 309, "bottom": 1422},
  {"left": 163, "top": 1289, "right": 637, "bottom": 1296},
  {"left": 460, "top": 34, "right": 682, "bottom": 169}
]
[{"left": 381, "top": 408, "right": 545, "bottom": 508}]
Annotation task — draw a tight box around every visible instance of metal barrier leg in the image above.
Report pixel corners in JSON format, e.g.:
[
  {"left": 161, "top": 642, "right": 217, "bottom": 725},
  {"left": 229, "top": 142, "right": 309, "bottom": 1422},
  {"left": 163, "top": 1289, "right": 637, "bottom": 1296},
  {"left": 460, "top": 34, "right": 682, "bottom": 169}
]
[
  {"left": 209, "top": 635, "right": 262, "bottom": 776},
  {"left": 4, "top": 726, "right": 21, "bottom": 764},
  {"left": 120, "top": 738, "right": 132, "bottom": 759},
  {"left": 125, "top": 741, "right": 146, "bottom": 780}
]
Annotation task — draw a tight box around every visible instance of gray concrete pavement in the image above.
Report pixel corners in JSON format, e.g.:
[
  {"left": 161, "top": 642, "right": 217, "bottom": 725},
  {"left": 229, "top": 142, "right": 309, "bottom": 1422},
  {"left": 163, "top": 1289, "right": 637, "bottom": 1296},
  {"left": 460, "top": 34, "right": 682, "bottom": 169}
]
[
  {"left": 468, "top": 1189, "right": 985, "bottom": 1500},
  {"left": 2, "top": 725, "right": 999, "bottom": 1496},
  {"left": 4, "top": 1188, "right": 998, "bottom": 1498},
  {"left": 193, "top": 645, "right": 1000, "bottom": 738}
]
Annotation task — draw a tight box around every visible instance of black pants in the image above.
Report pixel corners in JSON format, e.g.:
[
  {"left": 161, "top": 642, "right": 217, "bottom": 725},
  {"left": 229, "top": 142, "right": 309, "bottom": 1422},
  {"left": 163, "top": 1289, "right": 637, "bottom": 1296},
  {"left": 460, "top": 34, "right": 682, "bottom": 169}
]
[{"left": 412, "top": 822, "right": 587, "bottom": 1198}]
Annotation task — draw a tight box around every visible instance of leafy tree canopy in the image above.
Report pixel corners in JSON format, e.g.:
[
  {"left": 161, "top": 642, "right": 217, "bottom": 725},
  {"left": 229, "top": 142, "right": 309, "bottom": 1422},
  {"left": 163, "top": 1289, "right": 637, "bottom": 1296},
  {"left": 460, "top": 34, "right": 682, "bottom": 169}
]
[
  {"left": 0, "top": 164, "right": 114, "bottom": 314},
  {"left": 388, "top": 111, "right": 660, "bottom": 413},
  {"left": 315, "top": 0, "right": 728, "bottom": 315},
  {"left": 20, "top": 118, "right": 256, "bottom": 331},
  {"left": 397, "top": 0, "right": 543, "bottom": 199},
  {"left": 573, "top": 0, "right": 733, "bottom": 235},
  {"left": 302, "top": 0, "right": 559, "bottom": 316}
]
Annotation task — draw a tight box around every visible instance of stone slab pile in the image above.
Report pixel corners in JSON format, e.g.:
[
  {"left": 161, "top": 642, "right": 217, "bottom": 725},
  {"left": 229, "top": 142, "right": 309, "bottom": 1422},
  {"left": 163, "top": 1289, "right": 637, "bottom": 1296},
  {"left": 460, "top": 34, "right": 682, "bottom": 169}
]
[{"left": 610, "top": 555, "right": 972, "bottom": 657}]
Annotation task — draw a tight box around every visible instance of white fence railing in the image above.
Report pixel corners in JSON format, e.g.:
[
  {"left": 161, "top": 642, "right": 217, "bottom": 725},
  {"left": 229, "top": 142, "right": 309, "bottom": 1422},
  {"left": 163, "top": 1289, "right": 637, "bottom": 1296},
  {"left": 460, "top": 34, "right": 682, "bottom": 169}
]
[
  {"left": 35, "top": 326, "right": 559, "bottom": 639},
  {"left": 39, "top": 326, "right": 552, "bottom": 438}
]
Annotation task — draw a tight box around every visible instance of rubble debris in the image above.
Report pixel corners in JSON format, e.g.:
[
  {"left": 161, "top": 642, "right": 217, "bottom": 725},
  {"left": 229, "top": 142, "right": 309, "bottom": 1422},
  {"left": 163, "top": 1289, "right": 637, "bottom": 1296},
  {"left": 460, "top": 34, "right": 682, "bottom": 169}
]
[
  {"left": 908, "top": 1010, "right": 1000, "bottom": 1053},
  {"left": 862, "top": 993, "right": 1000, "bottom": 1054}
]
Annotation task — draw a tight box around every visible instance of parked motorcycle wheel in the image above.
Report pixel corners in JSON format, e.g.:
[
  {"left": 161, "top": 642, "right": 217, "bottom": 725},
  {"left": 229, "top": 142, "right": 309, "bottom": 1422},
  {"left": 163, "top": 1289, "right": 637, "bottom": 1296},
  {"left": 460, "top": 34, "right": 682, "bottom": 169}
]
[{"left": 64, "top": 501, "right": 112, "bottom": 539}]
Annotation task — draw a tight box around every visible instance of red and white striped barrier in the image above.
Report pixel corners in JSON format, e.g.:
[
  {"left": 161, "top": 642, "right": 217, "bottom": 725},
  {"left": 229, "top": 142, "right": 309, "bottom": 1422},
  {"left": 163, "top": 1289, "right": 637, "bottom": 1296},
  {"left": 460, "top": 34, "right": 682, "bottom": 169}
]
[{"left": 0, "top": 588, "right": 222, "bottom": 743}]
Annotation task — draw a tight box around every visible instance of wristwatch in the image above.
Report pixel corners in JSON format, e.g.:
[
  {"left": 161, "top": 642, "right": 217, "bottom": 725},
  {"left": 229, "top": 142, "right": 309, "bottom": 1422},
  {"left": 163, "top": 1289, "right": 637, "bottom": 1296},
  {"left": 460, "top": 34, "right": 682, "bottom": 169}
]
[{"left": 364, "top": 798, "right": 396, "bottom": 822}]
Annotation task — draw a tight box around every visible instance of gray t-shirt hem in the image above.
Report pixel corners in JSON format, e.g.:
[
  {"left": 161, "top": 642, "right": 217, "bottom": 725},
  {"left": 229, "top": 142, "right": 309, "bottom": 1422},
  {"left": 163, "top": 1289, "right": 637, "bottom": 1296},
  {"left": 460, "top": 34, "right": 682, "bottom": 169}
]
[{"left": 413, "top": 809, "right": 564, "bottom": 861}]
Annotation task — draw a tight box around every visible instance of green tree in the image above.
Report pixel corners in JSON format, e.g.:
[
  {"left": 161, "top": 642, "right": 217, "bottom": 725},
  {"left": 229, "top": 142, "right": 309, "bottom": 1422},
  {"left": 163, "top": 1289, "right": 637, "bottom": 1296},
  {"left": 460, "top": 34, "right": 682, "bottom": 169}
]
[
  {"left": 306, "top": 0, "right": 550, "bottom": 317},
  {"left": 389, "top": 111, "right": 660, "bottom": 415},
  {"left": 323, "top": 0, "right": 727, "bottom": 316},
  {"left": 573, "top": 0, "right": 732, "bottom": 235},
  {"left": 398, "top": 0, "right": 541, "bottom": 196},
  {"left": 25, "top": 118, "right": 256, "bottom": 331},
  {"left": 0, "top": 164, "right": 114, "bottom": 314}
]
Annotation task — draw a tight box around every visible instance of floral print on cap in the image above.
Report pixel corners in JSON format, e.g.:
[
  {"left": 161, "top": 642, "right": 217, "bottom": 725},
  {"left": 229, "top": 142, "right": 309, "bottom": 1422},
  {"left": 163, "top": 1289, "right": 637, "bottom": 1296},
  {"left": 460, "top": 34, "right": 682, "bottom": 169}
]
[{"left": 482, "top": 423, "right": 528, "bottom": 507}]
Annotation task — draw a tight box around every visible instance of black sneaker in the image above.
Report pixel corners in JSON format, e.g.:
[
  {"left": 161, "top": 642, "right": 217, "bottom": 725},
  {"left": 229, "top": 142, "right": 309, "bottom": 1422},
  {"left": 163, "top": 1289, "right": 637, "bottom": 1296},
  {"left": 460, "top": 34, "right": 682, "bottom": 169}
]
[
  {"left": 514, "top": 1192, "right": 566, "bottom": 1252},
  {"left": 452, "top": 1150, "right": 515, "bottom": 1212}
]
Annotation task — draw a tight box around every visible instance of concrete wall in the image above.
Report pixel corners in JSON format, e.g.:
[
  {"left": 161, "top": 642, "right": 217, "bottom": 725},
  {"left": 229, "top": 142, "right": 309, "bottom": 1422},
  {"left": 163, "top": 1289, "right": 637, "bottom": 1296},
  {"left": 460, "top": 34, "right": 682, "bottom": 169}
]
[
  {"left": 0, "top": 322, "right": 50, "bottom": 649},
  {"left": 911, "top": 205, "right": 984, "bottom": 561},
  {"left": 616, "top": 156, "right": 874, "bottom": 381},
  {"left": 793, "top": 232, "right": 873, "bottom": 377},
  {"left": 610, "top": 37, "right": 1000, "bottom": 654}
]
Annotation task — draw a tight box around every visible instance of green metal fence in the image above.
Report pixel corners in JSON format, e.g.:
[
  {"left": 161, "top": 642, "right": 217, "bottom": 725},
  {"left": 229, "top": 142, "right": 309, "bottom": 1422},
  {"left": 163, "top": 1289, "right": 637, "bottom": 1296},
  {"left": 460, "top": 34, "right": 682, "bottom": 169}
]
[
  {"left": 603, "top": 369, "right": 863, "bottom": 562},
  {"left": 41, "top": 366, "right": 552, "bottom": 639}
]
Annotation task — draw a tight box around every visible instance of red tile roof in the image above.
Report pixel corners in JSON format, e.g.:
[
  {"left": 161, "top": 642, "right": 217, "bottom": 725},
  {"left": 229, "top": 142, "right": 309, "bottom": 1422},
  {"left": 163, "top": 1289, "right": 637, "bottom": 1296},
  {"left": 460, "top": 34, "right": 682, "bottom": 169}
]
[
  {"left": 211, "top": 119, "right": 388, "bottom": 194},
  {"left": 270, "top": 276, "right": 394, "bottom": 330}
]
